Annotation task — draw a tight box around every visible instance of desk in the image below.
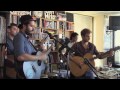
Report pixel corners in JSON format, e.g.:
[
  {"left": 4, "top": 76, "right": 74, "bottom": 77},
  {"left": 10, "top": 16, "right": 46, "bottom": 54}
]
[
  {"left": 96, "top": 68, "right": 120, "bottom": 79},
  {"left": 52, "top": 70, "right": 70, "bottom": 78}
]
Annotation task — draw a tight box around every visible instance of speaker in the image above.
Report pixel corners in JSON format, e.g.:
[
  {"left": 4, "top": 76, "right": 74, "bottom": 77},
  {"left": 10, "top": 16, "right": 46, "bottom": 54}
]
[{"left": 109, "top": 16, "right": 120, "bottom": 30}]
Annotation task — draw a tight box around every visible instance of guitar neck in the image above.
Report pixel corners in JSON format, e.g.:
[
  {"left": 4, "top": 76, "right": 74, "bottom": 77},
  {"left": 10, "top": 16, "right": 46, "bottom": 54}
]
[
  {"left": 40, "top": 36, "right": 48, "bottom": 43},
  {"left": 45, "top": 45, "right": 53, "bottom": 55}
]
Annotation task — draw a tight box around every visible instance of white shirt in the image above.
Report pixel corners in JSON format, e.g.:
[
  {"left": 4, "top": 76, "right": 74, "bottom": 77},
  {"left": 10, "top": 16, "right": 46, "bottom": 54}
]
[{"left": 68, "top": 42, "right": 75, "bottom": 48}]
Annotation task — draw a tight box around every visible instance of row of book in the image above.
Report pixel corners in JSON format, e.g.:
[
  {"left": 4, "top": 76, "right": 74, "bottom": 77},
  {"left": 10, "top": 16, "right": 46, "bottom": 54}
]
[
  {"left": 10, "top": 15, "right": 20, "bottom": 25},
  {"left": 66, "top": 22, "right": 74, "bottom": 30},
  {"left": 42, "top": 19, "right": 58, "bottom": 30}
]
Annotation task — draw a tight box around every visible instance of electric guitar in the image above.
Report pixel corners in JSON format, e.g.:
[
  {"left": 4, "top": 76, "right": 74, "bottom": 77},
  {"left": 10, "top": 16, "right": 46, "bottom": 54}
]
[{"left": 69, "top": 46, "right": 120, "bottom": 77}]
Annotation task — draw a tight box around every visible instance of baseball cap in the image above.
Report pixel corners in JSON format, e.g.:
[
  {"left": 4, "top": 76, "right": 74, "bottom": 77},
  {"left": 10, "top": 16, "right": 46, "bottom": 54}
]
[{"left": 19, "top": 15, "right": 36, "bottom": 24}]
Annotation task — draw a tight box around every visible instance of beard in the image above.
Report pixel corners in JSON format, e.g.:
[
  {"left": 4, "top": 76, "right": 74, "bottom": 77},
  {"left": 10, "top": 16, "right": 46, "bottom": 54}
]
[
  {"left": 83, "top": 39, "right": 89, "bottom": 42},
  {"left": 25, "top": 29, "right": 33, "bottom": 36}
]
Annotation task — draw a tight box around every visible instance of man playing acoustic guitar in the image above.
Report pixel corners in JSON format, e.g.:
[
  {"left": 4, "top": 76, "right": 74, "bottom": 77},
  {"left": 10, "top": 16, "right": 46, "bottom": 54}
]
[
  {"left": 13, "top": 15, "right": 48, "bottom": 79},
  {"left": 69, "top": 28, "right": 113, "bottom": 79}
]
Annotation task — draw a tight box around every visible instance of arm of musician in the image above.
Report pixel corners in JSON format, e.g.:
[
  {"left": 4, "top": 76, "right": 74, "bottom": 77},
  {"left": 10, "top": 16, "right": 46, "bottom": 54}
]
[
  {"left": 93, "top": 46, "right": 108, "bottom": 59},
  {"left": 2, "top": 45, "right": 6, "bottom": 56},
  {"left": 7, "top": 55, "right": 14, "bottom": 63},
  {"left": 97, "top": 52, "right": 106, "bottom": 59},
  {"left": 98, "top": 50, "right": 114, "bottom": 59},
  {"left": 17, "top": 53, "right": 47, "bottom": 61}
]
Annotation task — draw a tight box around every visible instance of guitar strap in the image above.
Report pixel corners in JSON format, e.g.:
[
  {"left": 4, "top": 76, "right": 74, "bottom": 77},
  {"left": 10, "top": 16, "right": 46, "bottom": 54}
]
[
  {"left": 21, "top": 32, "right": 43, "bottom": 66},
  {"left": 21, "top": 32, "right": 38, "bottom": 52},
  {"left": 14, "top": 32, "right": 39, "bottom": 78}
]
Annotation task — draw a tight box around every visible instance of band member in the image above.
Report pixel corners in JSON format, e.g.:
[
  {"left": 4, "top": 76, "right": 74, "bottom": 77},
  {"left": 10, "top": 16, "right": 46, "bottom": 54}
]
[
  {"left": 58, "top": 32, "right": 78, "bottom": 71},
  {"left": 68, "top": 32, "right": 78, "bottom": 48},
  {"left": 59, "top": 32, "right": 78, "bottom": 54},
  {"left": 6, "top": 23, "right": 19, "bottom": 79},
  {"left": 70, "top": 28, "right": 113, "bottom": 79},
  {"left": 13, "top": 15, "right": 48, "bottom": 79}
]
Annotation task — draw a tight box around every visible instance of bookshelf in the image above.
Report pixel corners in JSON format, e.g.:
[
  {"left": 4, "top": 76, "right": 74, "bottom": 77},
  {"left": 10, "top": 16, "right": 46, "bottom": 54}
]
[
  {"left": 0, "top": 11, "right": 74, "bottom": 77},
  {"left": 0, "top": 11, "right": 10, "bottom": 78},
  {"left": 10, "top": 11, "right": 32, "bottom": 25},
  {"left": 0, "top": 11, "right": 32, "bottom": 78},
  {"left": 31, "top": 11, "right": 74, "bottom": 64}
]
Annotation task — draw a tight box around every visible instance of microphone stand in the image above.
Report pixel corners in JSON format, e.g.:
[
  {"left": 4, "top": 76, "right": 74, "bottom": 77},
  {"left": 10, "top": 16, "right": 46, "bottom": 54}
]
[
  {"left": 46, "top": 32, "right": 100, "bottom": 79},
  {"left": 84, "top": 58, "right": 100, "bottom": 79}
]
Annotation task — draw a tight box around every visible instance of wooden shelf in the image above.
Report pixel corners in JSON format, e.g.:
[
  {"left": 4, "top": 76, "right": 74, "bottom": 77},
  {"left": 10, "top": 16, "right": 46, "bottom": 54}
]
[
  {"left": 66, "top": 21, "right": 74, "bottom": 23},
  {"left": 31, "top": 32, "right": 39, "bottom": 34},
  {"left": 45, "top": 28, "right": 58, "bottom": 31},
  {"left": 41, "top": 18, "right": 57, "bottom": 21},
  {"left": 65, "top": 30, "right": 74, "bottom": 32},
  {"left": 58, "top": 20, "right": 66, "bottom": 22},
  {"left": 30, "top": 38, "right": 41, "bottom": 41},
  {"left": 40, "top": 27, "right": 58, "bottom": 31}
]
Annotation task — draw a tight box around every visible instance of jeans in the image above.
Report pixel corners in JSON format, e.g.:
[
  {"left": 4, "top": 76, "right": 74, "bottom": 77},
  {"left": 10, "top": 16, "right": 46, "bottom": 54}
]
[{"left": 70, "top": 70, "right": 95, "bottom": 79}]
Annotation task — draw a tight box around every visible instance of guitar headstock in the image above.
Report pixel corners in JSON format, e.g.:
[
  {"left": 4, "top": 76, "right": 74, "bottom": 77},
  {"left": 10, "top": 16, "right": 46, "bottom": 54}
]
[{"left": 110, "top": 46, "right": 120, "bottom": 52}]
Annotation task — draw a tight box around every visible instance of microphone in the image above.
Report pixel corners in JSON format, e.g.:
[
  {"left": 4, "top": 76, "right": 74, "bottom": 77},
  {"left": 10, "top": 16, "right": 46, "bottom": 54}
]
[
  {"left": 58, "top": 37, "right": 70, "bottom": 53},
  {"left": 64, "top": 37, "right": 70, "bottom": 45},
  {"left": 43, "top": 31, "right": 54, "bottom": 39}
]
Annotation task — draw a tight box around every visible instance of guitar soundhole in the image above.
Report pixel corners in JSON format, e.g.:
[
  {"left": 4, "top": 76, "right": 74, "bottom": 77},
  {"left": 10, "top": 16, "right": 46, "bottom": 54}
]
[{"left": 37, "top": 61, "right": 41, "bottom": 66}]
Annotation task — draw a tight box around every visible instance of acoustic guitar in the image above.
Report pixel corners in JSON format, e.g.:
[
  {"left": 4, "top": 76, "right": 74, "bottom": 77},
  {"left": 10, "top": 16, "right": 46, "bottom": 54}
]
[
  {"left": 23, "top": 43, "right": 53, "bottom": 79},
  {"left": 69, "top": 46, "right": 120, "bottom": 77},
  {"left": 23, "top": 33, "right": 51, "bottom": 79}
]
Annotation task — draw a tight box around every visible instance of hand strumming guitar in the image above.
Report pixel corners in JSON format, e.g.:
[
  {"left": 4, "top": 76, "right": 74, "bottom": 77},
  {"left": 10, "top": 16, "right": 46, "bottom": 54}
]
[{"left": 38, "top": 52, "right": 48, "bottom": 61}]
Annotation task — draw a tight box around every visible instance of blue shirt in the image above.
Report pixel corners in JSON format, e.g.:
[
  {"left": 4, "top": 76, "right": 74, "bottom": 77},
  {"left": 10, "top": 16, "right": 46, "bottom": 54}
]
[
  {"left": 13, "top": 32, "right": 36, "bottom": 58},
  {"left": 6, "top": 36, "right": 15, "bottom": 68},
  {"left": 7, "top": 36, "right": 14, "bottom": 55},
  {"left": 13, "top": 32, "right": 36, "bottom": 78}
]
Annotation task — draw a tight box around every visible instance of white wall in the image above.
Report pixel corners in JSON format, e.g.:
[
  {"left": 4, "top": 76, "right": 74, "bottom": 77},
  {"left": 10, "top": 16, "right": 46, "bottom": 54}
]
[
  {"left": 74, "top": 14, "right": 93, "bottom": 42},
  {"left": 67, "top": 11, "right": 107, "bottom": 68},
  {"left": 93, "top": 14, "right": 108, "bottom": 67}
]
